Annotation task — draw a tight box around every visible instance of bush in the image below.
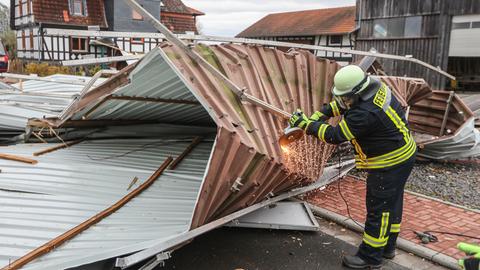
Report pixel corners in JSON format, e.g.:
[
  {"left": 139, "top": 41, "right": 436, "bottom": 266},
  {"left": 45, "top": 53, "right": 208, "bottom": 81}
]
[
  {"left": 0, "top": 30, "right": 17, "bottom": 58},
  {"left": 24, "top": 62, "right": 74, "bottom": 77}
]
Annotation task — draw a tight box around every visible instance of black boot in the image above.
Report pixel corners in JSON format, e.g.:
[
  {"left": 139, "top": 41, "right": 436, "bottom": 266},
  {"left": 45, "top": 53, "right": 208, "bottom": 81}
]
[
  {"left": 342, "top": 255, "right": 383, "bottom": 269},
  {"left": 382, "top": 249, "right": 395, "bottom": 259}
]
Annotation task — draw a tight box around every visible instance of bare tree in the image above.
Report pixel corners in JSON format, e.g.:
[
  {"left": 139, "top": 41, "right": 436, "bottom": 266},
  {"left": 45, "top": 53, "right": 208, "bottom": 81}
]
[
  {"left": 0, "top": 3, "right": 8, "bottom": 33},
  {"left": 196, "top": 21, "right": 204, "bottom": 35}
]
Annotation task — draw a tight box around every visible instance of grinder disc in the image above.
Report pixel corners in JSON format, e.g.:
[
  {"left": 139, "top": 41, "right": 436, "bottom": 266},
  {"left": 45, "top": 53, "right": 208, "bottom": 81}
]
[{"left": 279, "top": 127, "right": 304, "bottom": 147}]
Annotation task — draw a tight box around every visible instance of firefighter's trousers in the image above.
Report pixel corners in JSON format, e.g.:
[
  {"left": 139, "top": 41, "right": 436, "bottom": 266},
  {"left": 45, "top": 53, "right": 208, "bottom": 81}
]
[{"left": 357, "top": 155, "right": 416, "bottom": 264}]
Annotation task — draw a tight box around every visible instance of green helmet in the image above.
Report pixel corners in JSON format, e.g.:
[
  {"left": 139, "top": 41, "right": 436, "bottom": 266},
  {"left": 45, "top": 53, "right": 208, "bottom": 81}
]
[{"left": 332, "top": 65, "right": 370, "bottom": 96}]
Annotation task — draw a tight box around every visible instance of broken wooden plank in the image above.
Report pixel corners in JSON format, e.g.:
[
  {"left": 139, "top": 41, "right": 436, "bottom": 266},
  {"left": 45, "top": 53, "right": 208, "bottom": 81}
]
[
  {"left": 33, "top": 139, "right": 85, "bottom": 157},
  {"left": 0, "top": 153, "right": 38, "bottom": 165},
  {"left": 2, "top": 156, "right": 173, "bottom": 270},
  {"left": 169, "top": 137, "right": 203, "bottom": 170}
]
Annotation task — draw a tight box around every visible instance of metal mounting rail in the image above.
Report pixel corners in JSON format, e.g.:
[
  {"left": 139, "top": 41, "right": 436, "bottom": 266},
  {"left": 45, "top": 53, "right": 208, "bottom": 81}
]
[
  {"left": 0, "top": 73, "right": 91, "bottom": 86},
  {"left": 46, "top": 28, "right": 455, "bottom": 81},
  {"left": 58, "top": 69, "right": 118, "bottom": 120}
]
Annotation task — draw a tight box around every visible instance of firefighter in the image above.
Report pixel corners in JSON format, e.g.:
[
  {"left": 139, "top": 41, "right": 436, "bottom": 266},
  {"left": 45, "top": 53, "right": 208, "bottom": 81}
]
[{"left": 289, "top": 65, "right": 417, "bottom": 269}]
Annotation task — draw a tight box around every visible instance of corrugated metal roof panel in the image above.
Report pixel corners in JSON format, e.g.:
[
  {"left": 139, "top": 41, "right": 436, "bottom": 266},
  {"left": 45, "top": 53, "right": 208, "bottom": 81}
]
[
  {"left": 0, "top": 137, "right": 213, "bottom": 269},
  {"left": 0, "top": 74, "right": 106, "bottom": 138},
  {"left": 69, "top": 49, "right": 214, "bottom": 127},
  {"left": 47, "top": 44, "right": 340, "bottom": 228},
  {"left": 410, "top": 90, "right": 480, "bottom": 159}
]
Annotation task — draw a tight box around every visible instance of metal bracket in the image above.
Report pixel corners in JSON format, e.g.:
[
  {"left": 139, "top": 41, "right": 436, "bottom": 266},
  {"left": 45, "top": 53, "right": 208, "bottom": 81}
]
[
  {"left": 138, "top": 251, "right": 171, "bottom": 270},
  {"left": 230, "top": 177, "right": 243, "bottom": 193}
]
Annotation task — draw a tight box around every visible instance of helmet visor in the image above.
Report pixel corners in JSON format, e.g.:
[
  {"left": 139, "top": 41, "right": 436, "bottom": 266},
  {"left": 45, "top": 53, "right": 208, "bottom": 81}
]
[{"left": 333, "top": 95, "right": 348, "bottom": 110}]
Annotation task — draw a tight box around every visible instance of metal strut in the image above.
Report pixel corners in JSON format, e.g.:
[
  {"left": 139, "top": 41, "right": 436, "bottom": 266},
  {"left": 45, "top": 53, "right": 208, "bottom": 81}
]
[{"left": 123, "top": 0, "right": 292, "bottom": 120}]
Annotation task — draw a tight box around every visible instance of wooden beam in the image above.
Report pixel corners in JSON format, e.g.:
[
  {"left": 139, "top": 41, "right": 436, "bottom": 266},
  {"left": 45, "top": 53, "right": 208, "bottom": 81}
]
[
  {"left": 169, "top": 137, "right": 203, "bottom": 170},
  {"left": 0, "top": 154, "right": 38, "bottom": 165},
  {"left": 109, "top": 96, "right": 201, "bottom": 105},
  {"left": 33, "top": 139, "right": 85, "bottom": 157},
  {"left": 3, "top": 156, "right": 173, "bottom": 270}
]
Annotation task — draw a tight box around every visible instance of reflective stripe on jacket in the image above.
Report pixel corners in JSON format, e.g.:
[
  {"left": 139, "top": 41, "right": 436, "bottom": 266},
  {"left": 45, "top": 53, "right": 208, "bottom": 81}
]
[{"left": 307, "top": 78, "right": 416, "bottom": 169}]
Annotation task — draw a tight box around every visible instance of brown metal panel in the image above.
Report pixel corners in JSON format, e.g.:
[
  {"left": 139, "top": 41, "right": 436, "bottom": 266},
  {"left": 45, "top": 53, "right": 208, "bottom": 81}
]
[
  {"left": 50, "top": 43, "right": 340, "bottom": 228},
  {"left": 410, "top": 90, "right": 474, "bottom": 141},
  {"left": 380, "top": 76, "right": 433, "bottom": 107},
  {"left": 154, "top": 44, "right": 340, "bottom": 227}
]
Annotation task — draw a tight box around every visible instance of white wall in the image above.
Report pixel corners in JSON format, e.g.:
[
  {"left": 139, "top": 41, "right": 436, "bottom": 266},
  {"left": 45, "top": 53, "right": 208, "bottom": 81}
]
[
  {"left": 314, "top": 34, "right": 353, "bottom": 65},
  {"left": 449, "top": 14, "right": 480, "bottom": 57},
  {"left": 16, "top": 27, "right": 40, "bottom": 60},
  {"left": 14, "top": 0, "right": 34, "bottom": 27}
]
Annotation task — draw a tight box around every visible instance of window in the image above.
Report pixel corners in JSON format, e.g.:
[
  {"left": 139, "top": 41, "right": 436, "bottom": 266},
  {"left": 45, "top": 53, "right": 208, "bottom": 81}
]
[
  {"left": 29, "top": 31, "right": 34, "bottom": 49},
  {"left": 329, "top": 35, "right": 342, "bottom": 45},
  {"left": 473, "top": 21, "right": 480, "bottom": 28},
  {"left": 130, "top": 38, "right": 145, "bottom": 44},
  {"left": 132, "top": 10, "right": 143, "bottom": 20},
  {"left": 69, "top": 0, "right": 87, "bottom": 16},
  {"left": 373, "top": 19, "right": 388, "bottom": 38},
  {"left": 373, "top": 16, "right": 422, "bottom": 38},
  {"left": 27, "top": 0, "right": 31, "bottom": 14},
  {"left": 405, "top": 16, "right": 422, "bottom": 37},
  {"left": 71, "top": 37, "right": 88, "bottom": 52},
  {"left": 452, "top": 22, "right": 470, "bottom": 29}
]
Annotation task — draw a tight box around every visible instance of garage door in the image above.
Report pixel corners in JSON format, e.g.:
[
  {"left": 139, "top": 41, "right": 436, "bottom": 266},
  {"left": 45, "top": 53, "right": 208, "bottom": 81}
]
[{"left": 449, "top": 14, "right": 480, "bottom": 57}]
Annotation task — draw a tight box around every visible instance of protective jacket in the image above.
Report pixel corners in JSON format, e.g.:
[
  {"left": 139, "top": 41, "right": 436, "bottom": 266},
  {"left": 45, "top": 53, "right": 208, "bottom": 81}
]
[{"left": 307, "top": 78, "right": 416, "bottom": 169}]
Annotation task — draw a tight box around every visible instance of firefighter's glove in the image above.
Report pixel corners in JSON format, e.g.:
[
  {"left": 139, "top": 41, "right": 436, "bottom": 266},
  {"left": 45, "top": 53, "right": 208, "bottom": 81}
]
[
  {"left": 289, "top": 109, "right": 311, "bottom": 130},
  {"left": 309, "top": 111, "right": 328, "bottom": 122}
]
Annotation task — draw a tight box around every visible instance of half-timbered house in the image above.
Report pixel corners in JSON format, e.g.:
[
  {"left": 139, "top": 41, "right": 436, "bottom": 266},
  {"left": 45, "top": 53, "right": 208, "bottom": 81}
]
[{"left": 10, "top": 0, "right": 204, "bottom": 61}]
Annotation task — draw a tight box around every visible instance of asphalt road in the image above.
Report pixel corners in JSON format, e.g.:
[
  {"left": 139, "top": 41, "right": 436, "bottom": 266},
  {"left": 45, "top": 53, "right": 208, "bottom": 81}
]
[{"left": 159, "top": 227, "right": 409, "bottom": 270}]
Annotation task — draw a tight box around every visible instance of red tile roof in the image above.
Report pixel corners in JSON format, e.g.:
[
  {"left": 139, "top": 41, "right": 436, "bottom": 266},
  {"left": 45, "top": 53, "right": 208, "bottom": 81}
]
[
  {"left": 237, "top": 6, "right": 356, "bottom": 38},
  {"left": 161, "top": 12, "right": 198, "bottom": 34},
  {"left": 162, "top": 0, "right": 204, "bottom": 16},
  {"left": 32, "top": 0, "right": 108, "bottom": 28}
]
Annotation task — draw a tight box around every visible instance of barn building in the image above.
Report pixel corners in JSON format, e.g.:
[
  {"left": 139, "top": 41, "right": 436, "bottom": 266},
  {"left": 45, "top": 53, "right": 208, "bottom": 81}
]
[
  {"left": 355, "top": 0, "right": 480, "bottom": 90},
  {"left": 236, "top": 6, "right": 356, "bottom": 65}
]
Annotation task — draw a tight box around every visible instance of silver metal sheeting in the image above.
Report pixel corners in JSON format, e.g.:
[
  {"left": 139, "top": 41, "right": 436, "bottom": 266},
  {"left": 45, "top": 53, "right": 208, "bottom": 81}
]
[
  {"left": 418, "top": 118, "right": 480, "bottom": 160},
  {"left": 0, "top": 137, "right": 213, "bottom": 269},
  {"left": 70, "top": 48, "right": 214, "bottom": 126},
  {"left": 0, "top": 74, "right": 106, "bottom": 133}
]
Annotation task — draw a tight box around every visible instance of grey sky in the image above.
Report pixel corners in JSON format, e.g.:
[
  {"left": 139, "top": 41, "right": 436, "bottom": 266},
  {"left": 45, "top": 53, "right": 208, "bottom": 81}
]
[
  {"left": 182, "top": 0, "right": 355, "bottom": 36},
  {"left": 0, "top": 0, "right": 356, "bottom": 36},
  {"left": 0, "top": 0, "right": 8, "bottom": 7}
]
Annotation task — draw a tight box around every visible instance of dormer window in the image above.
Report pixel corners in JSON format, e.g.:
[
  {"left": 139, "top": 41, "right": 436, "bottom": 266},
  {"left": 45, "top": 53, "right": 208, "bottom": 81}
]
[{"left": 69, "top": 0, "right": 87, "bottom": 16}]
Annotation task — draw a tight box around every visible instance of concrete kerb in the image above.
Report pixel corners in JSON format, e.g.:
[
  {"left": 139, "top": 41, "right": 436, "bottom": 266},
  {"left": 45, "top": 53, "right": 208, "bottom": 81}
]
[{"left": 306, "top": 203, "right": 461, "bottom": 270}]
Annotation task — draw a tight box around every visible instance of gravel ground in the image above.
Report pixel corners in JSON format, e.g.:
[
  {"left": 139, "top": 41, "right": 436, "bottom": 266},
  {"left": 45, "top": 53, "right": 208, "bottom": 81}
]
[
  {"left": 349, "top": 160, "right": 480, "bottom": 210},
  {"left": 407, "top": 161, "right": 480, "bottom": 210}
]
